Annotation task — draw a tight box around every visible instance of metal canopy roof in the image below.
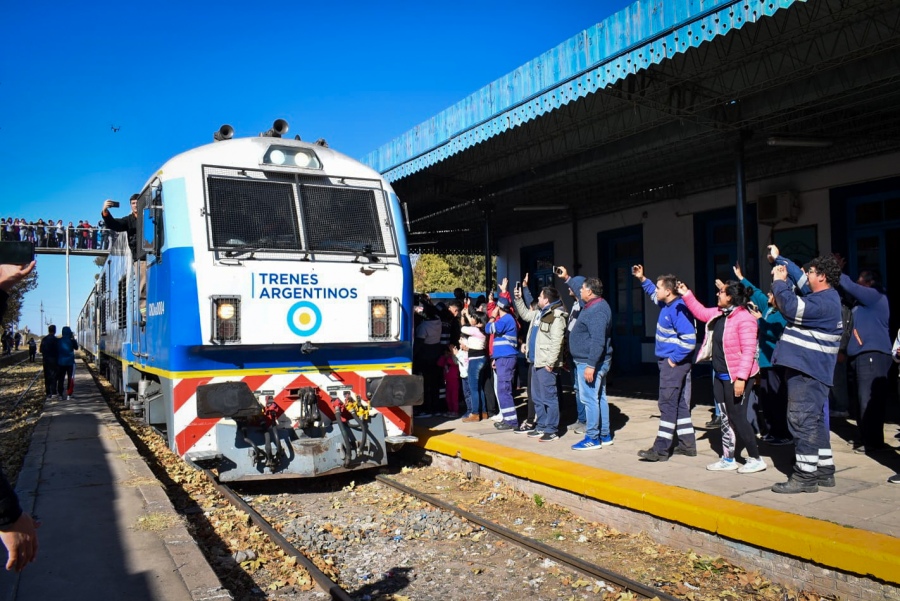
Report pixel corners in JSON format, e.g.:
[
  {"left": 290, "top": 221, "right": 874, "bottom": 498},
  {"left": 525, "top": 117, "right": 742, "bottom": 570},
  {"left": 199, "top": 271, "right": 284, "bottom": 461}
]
[{"left": 364, "top": 0, "right": 900, "bottom": 254}]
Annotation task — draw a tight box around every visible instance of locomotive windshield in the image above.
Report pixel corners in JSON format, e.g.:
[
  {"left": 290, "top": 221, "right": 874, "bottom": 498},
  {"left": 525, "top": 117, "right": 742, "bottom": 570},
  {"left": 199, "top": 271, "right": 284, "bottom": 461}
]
[
  {"left": 204, "top": 167, "right": 394, "bottom": 257},
  {"left": 207, "top": 177, "right": 303, "bottom": 251}
]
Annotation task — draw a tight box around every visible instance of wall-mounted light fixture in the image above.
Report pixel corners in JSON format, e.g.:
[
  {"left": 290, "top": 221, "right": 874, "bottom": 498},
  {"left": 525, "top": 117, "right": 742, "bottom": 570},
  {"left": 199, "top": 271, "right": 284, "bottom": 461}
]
[
  {"left": 512, "top": 204, "right": 569, "bottom": 211},
  {"left": 767, "top": 136, "right": 833, "bottom": 148}
]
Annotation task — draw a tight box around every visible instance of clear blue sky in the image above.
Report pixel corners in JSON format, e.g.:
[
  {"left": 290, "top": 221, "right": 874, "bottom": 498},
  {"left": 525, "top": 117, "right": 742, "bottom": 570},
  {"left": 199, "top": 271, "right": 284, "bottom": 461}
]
[{"left": 1, "top": 0, "right": 633, "bottom": 333}]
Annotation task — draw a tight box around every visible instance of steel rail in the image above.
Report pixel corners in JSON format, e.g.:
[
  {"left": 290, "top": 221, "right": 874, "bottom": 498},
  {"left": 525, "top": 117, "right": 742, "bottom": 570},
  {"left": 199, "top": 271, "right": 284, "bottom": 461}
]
[
  {"left": 0, "top": 354, "right": 29, "bottom": 377},
  {"left": 13, "top": 368, "right": 42, "bottom": 409},
  {"left": 376, "top": 474, "right": 680, "bottom": 601},
  {"left": 185, "top": 460, "right": 353, "bottom": 601}
]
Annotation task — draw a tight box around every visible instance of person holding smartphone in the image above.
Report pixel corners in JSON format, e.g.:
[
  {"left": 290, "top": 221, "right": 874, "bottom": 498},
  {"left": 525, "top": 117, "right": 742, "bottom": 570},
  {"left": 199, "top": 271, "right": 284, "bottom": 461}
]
[
  {"left": 632, "top": 265, "right": 697, "bottom": 461},
  {"left": 512, "top": 280, "right": 567, "bottom": 441},
  {"left": 102, "top": 194, "right": 147, "bottom": 321},
  {"left": 0, "top": 260, "right": 41, "bottom": 571}
]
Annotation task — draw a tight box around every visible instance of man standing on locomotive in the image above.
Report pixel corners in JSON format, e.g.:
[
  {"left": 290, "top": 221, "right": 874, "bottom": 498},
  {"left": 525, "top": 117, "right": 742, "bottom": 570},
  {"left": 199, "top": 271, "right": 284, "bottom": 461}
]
[{"left": 101, "top": 194, "right": 146, "bottom": 321}]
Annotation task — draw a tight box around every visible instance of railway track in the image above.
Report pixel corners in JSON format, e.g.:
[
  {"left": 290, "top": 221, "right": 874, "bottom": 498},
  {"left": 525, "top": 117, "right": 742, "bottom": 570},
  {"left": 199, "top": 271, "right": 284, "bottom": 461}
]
[
  {"left": 0, "top": 353, "right": 29, "bottom": 378},
  {"left": 0, "top": 360, "right": 42, "bottom": 410},
  {"left": 196, "top": 464, "right": 677, "bottom": 601}
]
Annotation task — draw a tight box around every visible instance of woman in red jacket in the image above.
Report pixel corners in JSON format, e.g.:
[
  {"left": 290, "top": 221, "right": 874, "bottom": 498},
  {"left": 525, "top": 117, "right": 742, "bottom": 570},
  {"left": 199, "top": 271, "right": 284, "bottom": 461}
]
[{"left": 678, "top": 279, "right": 766, "bottom": 474}]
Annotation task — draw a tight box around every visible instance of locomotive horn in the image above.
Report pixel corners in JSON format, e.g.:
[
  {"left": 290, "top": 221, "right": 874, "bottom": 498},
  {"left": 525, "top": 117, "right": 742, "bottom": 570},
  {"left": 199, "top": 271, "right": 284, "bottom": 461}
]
[
  {"left": 213, "top": 124, "right": 234, "bottom": 141},
  {"left": 261, "top": 119, "right": 289, "bottom": 138}
]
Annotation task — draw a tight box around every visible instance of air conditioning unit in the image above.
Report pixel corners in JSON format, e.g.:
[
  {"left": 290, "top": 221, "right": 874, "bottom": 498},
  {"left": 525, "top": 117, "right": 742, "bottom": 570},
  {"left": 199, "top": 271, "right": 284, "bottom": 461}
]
[{"left": 756, "top": 191, "right": 800, "bottom": 224}]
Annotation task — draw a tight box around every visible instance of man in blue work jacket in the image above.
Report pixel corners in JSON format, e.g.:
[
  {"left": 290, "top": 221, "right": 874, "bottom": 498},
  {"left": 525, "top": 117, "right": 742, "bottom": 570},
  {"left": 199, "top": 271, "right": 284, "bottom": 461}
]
[
  {"left": 633, "top": 265, "right": 697, "bottom": 462},
  {"left": 770, "top": 254, "right": 843, "bottom": 493}
]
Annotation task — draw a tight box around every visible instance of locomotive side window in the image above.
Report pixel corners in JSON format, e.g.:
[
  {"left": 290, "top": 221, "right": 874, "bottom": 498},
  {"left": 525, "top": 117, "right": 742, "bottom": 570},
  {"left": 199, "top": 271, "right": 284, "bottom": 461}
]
[
  {"left": 299, "top": 185, "right": 387, "bottom": 255},
  {"left": 206, "top": 177, "right": 302, "bottom": 252},
  {"left": 117, "top": 277, "right": 127, "bottom": 330},
  {"left": 100, "top": 274, "right": 107, "bottom": 335}
]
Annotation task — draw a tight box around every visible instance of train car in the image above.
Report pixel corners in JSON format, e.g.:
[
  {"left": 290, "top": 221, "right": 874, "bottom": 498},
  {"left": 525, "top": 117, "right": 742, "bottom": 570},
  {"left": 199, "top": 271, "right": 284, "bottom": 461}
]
[
  {"left": 77, "top": 282, "right": 99, "bottom": 360},
  {"left": 78, "top": 120, "right": 422, "bottom": 481}
]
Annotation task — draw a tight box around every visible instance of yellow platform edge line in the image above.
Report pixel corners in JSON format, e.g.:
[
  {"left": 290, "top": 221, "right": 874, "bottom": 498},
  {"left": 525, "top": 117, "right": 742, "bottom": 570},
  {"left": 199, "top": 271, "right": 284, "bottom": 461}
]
[{"left": 415, "top": 428, "right": 900, "bottom": 585}]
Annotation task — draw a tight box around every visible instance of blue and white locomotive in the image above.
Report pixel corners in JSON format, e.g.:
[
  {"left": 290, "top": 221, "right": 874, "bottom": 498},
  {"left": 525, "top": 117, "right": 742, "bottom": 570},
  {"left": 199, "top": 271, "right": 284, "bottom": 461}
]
[{"left": 78, "top": 120, "right": 422, "bottom": 481}]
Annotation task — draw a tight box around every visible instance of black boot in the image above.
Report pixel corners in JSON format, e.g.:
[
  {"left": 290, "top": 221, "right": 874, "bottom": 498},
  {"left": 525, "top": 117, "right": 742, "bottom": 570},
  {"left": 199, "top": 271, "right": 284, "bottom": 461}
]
[
  {"left": 705, "top": 415, "right": 722, "bottom": 428},
  {"left": 771, "top": 478, "right": 818, "bottom": 494}
]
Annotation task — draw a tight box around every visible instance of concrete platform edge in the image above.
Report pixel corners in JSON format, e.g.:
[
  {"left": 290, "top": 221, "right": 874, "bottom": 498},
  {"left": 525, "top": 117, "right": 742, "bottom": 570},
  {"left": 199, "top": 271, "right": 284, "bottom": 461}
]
[
  {"left": 15, "top": 402, "right": 232, "bottom": 601},
  {"left": 415, "top": 428, "right": 900, "bottom": 585}
]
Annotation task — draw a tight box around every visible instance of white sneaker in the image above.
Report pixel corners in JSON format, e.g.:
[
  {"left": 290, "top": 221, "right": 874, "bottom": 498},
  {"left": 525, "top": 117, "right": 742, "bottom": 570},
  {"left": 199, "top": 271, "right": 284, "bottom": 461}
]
[
  {"left": 490, "top": 413, "right": 504, "bottom": 422},
  {"left": 707, "top": 458, "right": 738, "bottom": 471},
  {"left": 737, "top": 457, "right": 768, "bottom": 474}
]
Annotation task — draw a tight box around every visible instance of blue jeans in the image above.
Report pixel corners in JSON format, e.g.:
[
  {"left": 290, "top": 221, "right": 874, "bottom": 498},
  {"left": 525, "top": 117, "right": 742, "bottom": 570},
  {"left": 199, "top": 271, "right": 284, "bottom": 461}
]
[
  {"left": 531, "top": 365, "right": 560, "bottom": 433},
  {"left": 575, "top": 362, "right": 609, "bottom": 439},
  {"left": 466, "top": 356, "right": 487, "bottom": 415}
]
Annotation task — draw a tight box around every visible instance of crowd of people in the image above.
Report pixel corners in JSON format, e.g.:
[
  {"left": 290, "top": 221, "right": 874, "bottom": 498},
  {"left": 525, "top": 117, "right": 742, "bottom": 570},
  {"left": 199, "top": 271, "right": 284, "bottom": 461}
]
[
  {"left": 2, "top": 328, "right": 22, "bottom": 356},
  {"left": 1, "top": 217, "right": 114, "bottom": 250},
  {"left": 413, "top": 244, "right": 900, "bottom": 492}
]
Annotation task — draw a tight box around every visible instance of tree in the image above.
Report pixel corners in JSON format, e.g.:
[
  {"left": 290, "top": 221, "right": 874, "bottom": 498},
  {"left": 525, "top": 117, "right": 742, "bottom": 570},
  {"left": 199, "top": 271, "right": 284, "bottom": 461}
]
[
  {"left": 2, "top": 267, "right": 38, "bottom": 329},
  {"left": 444, "top": 254, "right": 496, "bottom": 294},
  {"left": 413, "top": 253, "right": 496, "bottom": 294},
  {"left": 412, "top": 254, "right": 455, "bottom": 292}
]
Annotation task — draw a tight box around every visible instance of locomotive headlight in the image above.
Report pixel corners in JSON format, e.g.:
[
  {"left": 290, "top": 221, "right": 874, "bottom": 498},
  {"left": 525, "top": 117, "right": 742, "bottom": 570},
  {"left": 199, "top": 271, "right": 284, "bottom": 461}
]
[
  {"left": 292, "top": 151, "right": 312, "bottom": 168},
  {"left": 369, "top": 298, "right": 391, "bottom": 339},
  {"left": 262, "top": 146, "right": 322, "bottom": 169},
  {"left": 211, "top": 296, "right": 241, "bottom": 343},
  {"left": 217, "top": 303, "right": 236, "bottom": 320}
]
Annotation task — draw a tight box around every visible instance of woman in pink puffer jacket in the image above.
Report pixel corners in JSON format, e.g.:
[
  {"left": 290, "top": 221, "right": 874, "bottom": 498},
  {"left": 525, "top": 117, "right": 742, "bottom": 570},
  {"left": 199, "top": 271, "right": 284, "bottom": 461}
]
[{"left": 678, "top": 279, "right": 766, "bottom": 474}]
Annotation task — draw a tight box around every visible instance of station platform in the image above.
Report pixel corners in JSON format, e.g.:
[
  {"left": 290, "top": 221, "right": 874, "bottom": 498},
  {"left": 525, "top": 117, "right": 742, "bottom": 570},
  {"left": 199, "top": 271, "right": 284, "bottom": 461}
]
[
  {"left": 0, "top": 367, "right": 230, "bottom": 601},
  {"left": 414, "top": 390, "right": 900, "bottom": 592}
]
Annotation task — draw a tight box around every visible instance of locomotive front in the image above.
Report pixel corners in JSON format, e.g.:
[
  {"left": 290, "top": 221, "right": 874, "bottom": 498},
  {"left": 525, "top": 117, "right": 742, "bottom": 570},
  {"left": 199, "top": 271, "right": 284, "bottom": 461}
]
[{"left": 141, "top": 122, "right": 422, "bottom": 481}]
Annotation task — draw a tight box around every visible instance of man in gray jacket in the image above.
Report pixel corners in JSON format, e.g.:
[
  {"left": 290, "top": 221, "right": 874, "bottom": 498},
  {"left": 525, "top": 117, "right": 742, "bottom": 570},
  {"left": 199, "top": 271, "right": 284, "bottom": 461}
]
[{"left": 513, "top": 286, "right": 568, "bottom": 441}]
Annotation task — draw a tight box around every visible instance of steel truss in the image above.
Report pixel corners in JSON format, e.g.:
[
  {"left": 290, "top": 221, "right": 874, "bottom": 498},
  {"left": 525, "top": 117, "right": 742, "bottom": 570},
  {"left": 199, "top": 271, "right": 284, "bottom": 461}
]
[{"left": 398, "top": 0, "right": 900, "bottom": 252}]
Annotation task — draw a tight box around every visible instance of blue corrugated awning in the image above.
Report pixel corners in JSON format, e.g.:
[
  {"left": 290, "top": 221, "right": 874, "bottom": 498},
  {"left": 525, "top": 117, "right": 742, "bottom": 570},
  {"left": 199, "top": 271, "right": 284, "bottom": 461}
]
[{"left": 362, "top": 0, "right": 804, "bottom": 181}]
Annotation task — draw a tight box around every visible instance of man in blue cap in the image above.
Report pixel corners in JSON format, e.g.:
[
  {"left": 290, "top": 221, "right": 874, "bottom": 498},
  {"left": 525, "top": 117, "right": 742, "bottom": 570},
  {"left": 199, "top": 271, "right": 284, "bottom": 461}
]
[{"left": 486, "top": 288, "right": 519, "bottom": 430}]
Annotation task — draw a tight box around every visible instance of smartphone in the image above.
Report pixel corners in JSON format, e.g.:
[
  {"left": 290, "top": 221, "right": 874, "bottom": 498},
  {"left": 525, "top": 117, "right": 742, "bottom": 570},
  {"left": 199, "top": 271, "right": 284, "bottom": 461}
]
[
  {"left": 0, "top": 241, "right": 35, "bottom": 265},
  {"left": 109, "top": 200, "right": 120, "bottom": 208},
  {"left": 515, "top": 281, "right": 521, "bottom": 291}
]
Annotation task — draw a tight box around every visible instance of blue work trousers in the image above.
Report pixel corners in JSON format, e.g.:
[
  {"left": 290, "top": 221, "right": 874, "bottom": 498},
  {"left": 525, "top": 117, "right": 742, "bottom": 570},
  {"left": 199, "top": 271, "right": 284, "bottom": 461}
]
[
  {"left": 851, "top": 352, "right": 892, "bottom": 449},
  {"left": 531, "top": 365, "right": 560, "bottom": 433},
  {"left": 653, "top": 359, "right": 696, "bottom": 454},
  {"left": 493, "top": 356, "right": 518, "bottom": 426},
  {"left": 784, "top": 368, "right": 834, "bottom": 482}
]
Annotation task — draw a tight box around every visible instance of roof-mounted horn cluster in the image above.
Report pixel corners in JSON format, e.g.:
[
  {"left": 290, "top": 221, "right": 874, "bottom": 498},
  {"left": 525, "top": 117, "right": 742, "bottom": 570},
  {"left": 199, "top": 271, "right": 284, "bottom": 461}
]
[{"left": 212, "top": 119, "right": 294, "bottom": 142}]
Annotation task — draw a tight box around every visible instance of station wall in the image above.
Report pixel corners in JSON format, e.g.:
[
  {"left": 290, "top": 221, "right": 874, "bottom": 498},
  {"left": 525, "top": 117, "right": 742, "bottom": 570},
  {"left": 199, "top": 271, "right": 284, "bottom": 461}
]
[{"left": 497, "top": 150, "right": 900, "bottom": 371}]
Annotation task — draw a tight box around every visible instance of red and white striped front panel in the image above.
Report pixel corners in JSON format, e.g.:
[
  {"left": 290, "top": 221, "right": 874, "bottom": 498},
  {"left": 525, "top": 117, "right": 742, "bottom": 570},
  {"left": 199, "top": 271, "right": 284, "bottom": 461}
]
[{"left": 173, "top": 369, "right": 413, "bottom": 457}]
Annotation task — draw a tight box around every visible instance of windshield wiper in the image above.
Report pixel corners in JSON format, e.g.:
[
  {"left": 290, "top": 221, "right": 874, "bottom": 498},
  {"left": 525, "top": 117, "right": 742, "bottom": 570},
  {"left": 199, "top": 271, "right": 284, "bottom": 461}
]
[
  {"left": 355, "top": 245, "right": 381, "bottom": 263},
  {"left": 223, "top": 245, "right": 260, "bottom": 259}
]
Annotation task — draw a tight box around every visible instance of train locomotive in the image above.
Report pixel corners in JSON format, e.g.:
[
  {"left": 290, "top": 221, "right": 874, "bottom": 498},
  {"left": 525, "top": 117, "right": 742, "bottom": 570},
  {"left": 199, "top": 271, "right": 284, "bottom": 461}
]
[{"left": 78, "top": 120, "right": 423, "bottom": 481}]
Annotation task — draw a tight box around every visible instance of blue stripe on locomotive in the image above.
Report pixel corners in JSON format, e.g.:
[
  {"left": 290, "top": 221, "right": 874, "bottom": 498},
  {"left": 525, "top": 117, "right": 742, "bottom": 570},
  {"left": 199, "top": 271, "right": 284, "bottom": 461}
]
[{"left": 389, "top": 191, "right": 415, "bottom": 345}]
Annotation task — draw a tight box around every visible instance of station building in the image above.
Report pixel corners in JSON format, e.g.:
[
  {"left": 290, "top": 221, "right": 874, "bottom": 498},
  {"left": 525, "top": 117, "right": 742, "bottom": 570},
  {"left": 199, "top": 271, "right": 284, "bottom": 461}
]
[{"left": 363, "top": 0, "right": 900, "bottom": 376}]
